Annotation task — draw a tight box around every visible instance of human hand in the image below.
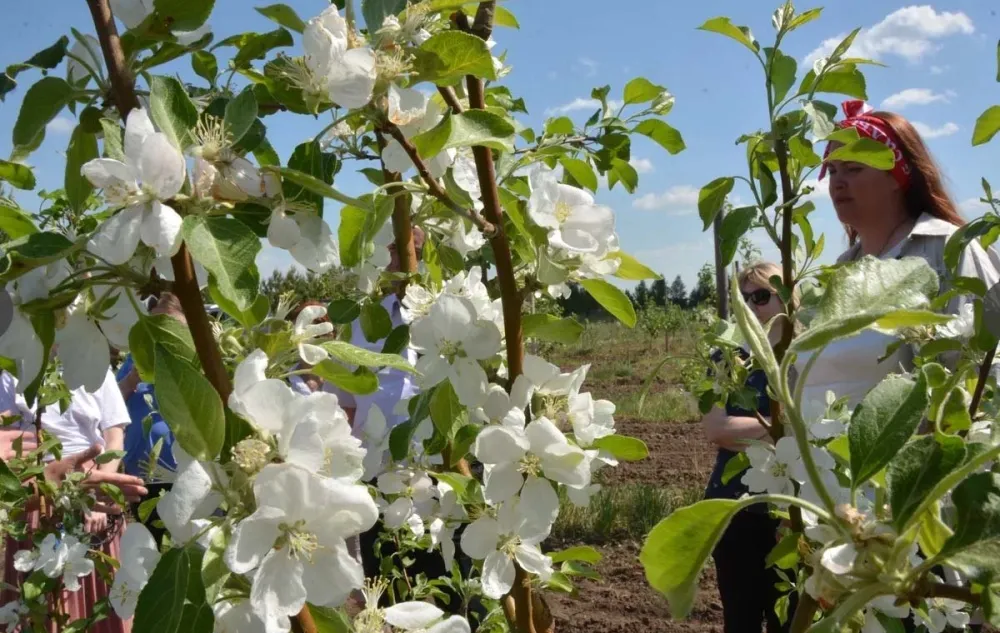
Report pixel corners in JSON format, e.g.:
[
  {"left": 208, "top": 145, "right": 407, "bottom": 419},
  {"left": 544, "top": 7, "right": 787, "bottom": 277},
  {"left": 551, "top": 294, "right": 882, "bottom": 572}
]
[
  {"left": 85, "top": 511, "right": 108, "bottom": 534},
  {"left": 0, "top": 428, "right": 37, "bottom": 460},
  {"left": 44, "top": 445, "right": 147, "bottom": 512}
]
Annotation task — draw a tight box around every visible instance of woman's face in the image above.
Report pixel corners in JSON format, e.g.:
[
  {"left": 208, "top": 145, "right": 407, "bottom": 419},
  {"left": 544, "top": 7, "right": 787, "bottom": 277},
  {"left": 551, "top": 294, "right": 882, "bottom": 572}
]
[
  {"left": 826, "top": 152, "right": 901, "bottom": 231},
  {"left": 741, "top": 282, "right": 782, "bottom": 326}
]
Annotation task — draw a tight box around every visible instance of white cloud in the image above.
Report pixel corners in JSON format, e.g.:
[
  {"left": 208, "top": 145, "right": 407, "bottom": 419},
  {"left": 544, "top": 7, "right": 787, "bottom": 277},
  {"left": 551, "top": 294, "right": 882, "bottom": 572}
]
[
  {"left": 545, "top": 97, "right": 622, "bottom": 116},
  {"left": 629, "top": 158, "right": 654, "bottom": 174},
  {"left": 633, "top": 185, "right": 699, "bottom": 213},
  {"left": 880, "top": 88, "right": 955, "bottom": 110},
  {"left": 46, "top": 116, "right": 74, "bottom": 134},
  {"left": 930, "top": 65, "right": 948, "bottom": 75},
  {"left": 959, "top": 197, "right": 990, "bottom": 215},
  {"left": 576, "top": 57, "right": 598, "bottom": 77},
  {"left": 803, "top": 6, "right": 974, "bottom": 66},
  {"left": 800, "top": 178, "right": 831, "bottom": 203},
  {"left": 911, "top": 121, "right": 960, "bottom": 139}
]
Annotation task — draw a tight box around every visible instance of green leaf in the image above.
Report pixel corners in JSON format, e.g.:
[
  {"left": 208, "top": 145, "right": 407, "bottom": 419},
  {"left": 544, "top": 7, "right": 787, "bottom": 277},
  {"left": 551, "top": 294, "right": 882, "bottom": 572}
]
[
  {"left": 133, "top": 547, "right": 214, "bottom": 633},
  {"left": 327, "top": 299, "right": 362, "bottom": 325},
  {"left": 720, "top": 451, "right": 750, "bottom": 484},
  {"left": 849, "top": 373, "right": 929, "bottom": 488},
  {"left": 12, "top": 77, "right": 73, "bottom": 154},
  {"left": 609, "top": 158, "right": 638, "bottom": 193},
  {"left": 614, "top": 252, "right": 661, "bottom": 280},
  {"left": 789, "top": 135, "right": 821, "bottom": 168},
  {"left": 522, "top": 313, "right": 584, "bottom": 345},
  {"left": 550, "top": 545, "right": 603, "bottom": 564},
  {"left": 826, "top": 138, "right": 895, "bottom": 171},
  {"left": 633, "top": 119, "right": 685, "bottom": 155},
  {"left": 430, "top": 381, "right": 462, "bottom": 438},
  {"left": 154, "top": 344, "right": 224, "bottom": 461},
  {"left": 766, "top": 533, "right": 800, "bottom": 570},
  {"left": 697, "top": 17, "right": 759, "bottom": 53},
  {"left": 201, "top": 526, "right": 230, "bottom": 604},
  {"left": 938, "top": 472, "right": 1000, "bottom": 574},
  {"left": 494, "top": 6, "right": 519, "bottom": 28},
  {"left": 338, "top": 206, "right": 370, "bottom": 269},
  {"left": 129, "top": 313, "right": 198, "bottom": 383},
  {"left": 307, "top": 605, "right": 353, "bottom": 633},
  {"left": 99, "top": 117, "right": 125, "bottom": 161},
  {"left": 414, "top": 31, "right": 497, "bottom": 86},
  {"left": 719, "top": 206, "right": 757, "bottom": 267},
  {"left": 412, "top": 110, "right": 515, "bottom": 159},
  {"left": 182, "top": 215, "right": 261, "bottom": 312},
  {"left": 191, "top": 51, "right": 218, "bottom": 86},
  {"left": 580, "top": 278, "right": 637, "bottom": 328},
  {"left": 641, "top": 498, "right": 744, "bottom": 618},
  {"left": 360, "top": 301, "right": 392, "bottom": 342},
  {"left": 149, "top": 75, "right": 199, "bottom": 150},
  {"left": 231, "top": 29, "right": 294, "bottom": 68},
  {"left": 767, "top": 48, "right": 797, "bottom": 104},
  {"left": 730, "top": 277, "right": 781, "bottom": 388},
  {"left": 451, "top": 424, "right": 479, "bottom": 466},
  {"left": 0, "top": 36, "right": 70, "bottom": 101},
  {"left": 362, "top": 0, "right": 407, "bottom": 32},
  {"left": 592, "top": 434, "right": 648, "bottom": 461},
  {"left": 381, "top": 324, "right": 410, "bottom": 356},
  {"left": 786, "top": 8, "right": 823, "bottom": 31},
  {"left": 0, "top": 458, "right": 26, "bottom": 501},
  {"left": 798, "top": 65, "right": 867, "bottom": 100},
  {"left": 312, "top": 360, "right": 378, "bottom": 395},
  {"left": 153, "top": 0, "right": 215, "bottom": 31},
  {"left": 208, "top": 279, "right": 269, "bottom": 329},
  {"left": 545, "top": 116, "right": 574, "bottom": 136},
  {"left": 0, "top": 202, "right": 38, "bottom": 239},
  {"left": 255, "top": 4, "right": 306, "bottom": 33},
  {"left": 887, "top": 434, "right": 966, "bottom": 530},
  {"left": 223, "top": 86, "right": 258, "bottom": 145},
  {"left": 321, "top": 340, "right": 417, "bottom": 374},
  {"left": 698, "top": 177, "right": 735, "bottom": 230},
  {"left": 916, "top": 501, "right": 953, "bottom": 558},
  {"left": 973, "top": 106, "right": 1000, "bottom": 147},
  {"left": 0, "top": 160, "right": 35, "bottom": 190},
  {"left": 559, "top": 157, "right": 597, "bottom": 193},
  {"left": 65, "top": 125, "right": 98, "bottom": 212},
  {"left": 623, "top": 77, "right": 666, "bottom": 105},
  {"left": 792, "top": 257, "right": 940, "bottom": 351},
  {"left": 1, "top": 231, "right": 76, "bottom": 280}
]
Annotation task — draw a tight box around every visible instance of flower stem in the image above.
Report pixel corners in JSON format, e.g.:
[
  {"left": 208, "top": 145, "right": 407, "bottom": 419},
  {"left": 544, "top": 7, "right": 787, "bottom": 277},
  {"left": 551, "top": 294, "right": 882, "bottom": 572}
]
[{"left": 968, "top": 346, "right": 995, "bottom": 417}]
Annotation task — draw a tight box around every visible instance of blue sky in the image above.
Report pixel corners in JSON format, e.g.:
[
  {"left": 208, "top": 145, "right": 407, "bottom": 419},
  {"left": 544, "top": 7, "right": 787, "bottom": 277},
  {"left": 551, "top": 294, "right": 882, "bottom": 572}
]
[{"left": 1, "top": 0, "right": 998, "bottom": 289}]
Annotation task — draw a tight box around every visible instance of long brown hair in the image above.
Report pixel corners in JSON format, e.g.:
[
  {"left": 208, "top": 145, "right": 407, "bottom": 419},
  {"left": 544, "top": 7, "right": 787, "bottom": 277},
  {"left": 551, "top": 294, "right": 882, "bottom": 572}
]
[{"left": 845, "top": 111, "right": 965, "bottom": 244}]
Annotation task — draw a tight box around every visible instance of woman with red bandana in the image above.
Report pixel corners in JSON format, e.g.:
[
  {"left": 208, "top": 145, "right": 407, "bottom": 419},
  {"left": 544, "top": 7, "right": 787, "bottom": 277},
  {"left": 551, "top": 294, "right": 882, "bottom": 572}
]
[{"left": 796, "top": 100, "right": 1000, "bottom": 419}]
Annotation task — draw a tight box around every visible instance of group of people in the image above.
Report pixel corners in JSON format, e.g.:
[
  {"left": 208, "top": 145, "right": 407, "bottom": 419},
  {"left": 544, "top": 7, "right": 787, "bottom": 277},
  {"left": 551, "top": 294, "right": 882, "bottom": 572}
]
[{"left": 702, "top": 102, "right": 1000, "bottom": 632}]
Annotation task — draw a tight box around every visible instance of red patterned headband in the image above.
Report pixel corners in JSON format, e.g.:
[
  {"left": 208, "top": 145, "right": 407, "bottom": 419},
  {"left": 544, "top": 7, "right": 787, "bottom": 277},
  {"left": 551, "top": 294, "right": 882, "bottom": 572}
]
[{"left": 819, "top": 100, "right": 912, "bottom": 190}]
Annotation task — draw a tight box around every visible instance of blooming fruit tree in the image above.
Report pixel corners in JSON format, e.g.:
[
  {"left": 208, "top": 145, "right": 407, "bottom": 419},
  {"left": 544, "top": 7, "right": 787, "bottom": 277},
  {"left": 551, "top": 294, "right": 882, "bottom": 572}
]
[
  {"left": 0, "top": 0, "right": 679, "bottom": 632},
  {"left": 641, "top": 4, "right": 1000, "bottom": 633}
]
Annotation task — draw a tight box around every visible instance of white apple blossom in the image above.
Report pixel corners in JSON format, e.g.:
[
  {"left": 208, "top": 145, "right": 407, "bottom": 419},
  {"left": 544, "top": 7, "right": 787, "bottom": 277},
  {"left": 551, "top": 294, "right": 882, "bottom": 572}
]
[
  {"left": 470, "top": 383, "right": 527, "bottom": 428},
  {"left": 56, "top": 297, "right": 113, "bottom": 392},
  {"left": 28, "top": 533, "right": 94, "bottom": 592},
  {"left": 109, "top": 523, "right": 161, "bottom": 619},
  {"left": 460, "top": 495, "right": 554, "bottom": 599},
  {"left": 378, "top": 468, "right": 436, "bottom": 532},
  {"left": 409, "top": 294, "right": 501, "bottom": 406},
  {"left": 0, "top": 305, "right": 43, "bottom": 391},
  {"left": 293, "top": 304, "right": 334, "bottom": 365},
  {"left": 82, "top": 108, "right": 185, "bottom": 264},
  {"left": 381, "top": 86, "right": 455, "bottom": 178},
  {"left": 918, "top": 597, "right": 971, "bottom": 633},
  {"left": 566, "top": 391, "right": 616, "bottom": 447},
  {"left": 742, "top": 436, "right": 835, "bottom": 496},
  {"left": 861, "top": 596, "right": 911, "bottom": 633},
  {"left": 205, "top": 156, "right": 281, "bottom": 202},
  {"left": 355, "top": 224, "right": 393, "bottom": 294},
  {"left": 452, "top": 150, "right": 482, "bottom": 207},
  {"left": 938, "top": 302, "right": 975, "bottom": 340},
  {"left": 304, "top": 7, "right": 376, "bottom": 109},
  {"left": 225, "top": 463, "right": 378, "bottom": 633},
  {"left": 214, "top": 600, "right": 267, "bottom": 633},
  {"left": 528, "top": 167, "right": 615, "bottom": 254},
  {"left": 0, "top": 601, "right": 27, "bottom": 630},
  {"left": 110, "top": 0, "right": 211, "bottom": 43},
  {"left": 383, "top": 602, "right": 471, "bottom": 633},
  {"left": 361, "top": 404, "right": 391, "bottom": 481},
  {"left": 474, "top": 416, "right": 587, "bottom": 514},
  {"left": 157, "top": 446, "right": 228, "bottom": 544},
  {"left": 12, "top": 260, "right": 71, "bottom": 304},
  {"left": 287, "top": 213, "right": 341, "bottom": 273}
]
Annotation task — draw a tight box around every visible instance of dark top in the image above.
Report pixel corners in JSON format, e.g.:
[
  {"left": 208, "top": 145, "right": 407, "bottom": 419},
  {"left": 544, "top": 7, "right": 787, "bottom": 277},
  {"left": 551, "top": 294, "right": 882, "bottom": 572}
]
[
  {"left": 116, "top": 355, "right": 176, "bottom": 478},
  {"left": 703, "top": 348, "right": 770, "bottom": 513}
]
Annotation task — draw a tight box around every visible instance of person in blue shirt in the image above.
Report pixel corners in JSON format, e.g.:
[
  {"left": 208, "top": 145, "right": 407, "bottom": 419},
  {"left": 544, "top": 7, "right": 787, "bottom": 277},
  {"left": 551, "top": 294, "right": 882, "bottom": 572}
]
[
  {"left": 116, "top": 292, "right": 184, "bottom": 543},
  {"left": 702, "top": 262, "right": 796, "bottom": 633}
]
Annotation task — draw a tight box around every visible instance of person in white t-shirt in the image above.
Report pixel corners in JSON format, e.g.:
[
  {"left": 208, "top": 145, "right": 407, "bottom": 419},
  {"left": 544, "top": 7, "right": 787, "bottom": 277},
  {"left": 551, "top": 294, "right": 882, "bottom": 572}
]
[{"left": 41, "top": 368, "right": 131, "bottom": 535}]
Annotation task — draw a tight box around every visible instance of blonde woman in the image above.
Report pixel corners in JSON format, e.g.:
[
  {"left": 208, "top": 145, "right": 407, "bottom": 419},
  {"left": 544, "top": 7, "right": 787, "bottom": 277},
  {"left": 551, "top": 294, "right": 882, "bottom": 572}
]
[{"left": 702, "top": 262, "right": 795, "bottom": 633}]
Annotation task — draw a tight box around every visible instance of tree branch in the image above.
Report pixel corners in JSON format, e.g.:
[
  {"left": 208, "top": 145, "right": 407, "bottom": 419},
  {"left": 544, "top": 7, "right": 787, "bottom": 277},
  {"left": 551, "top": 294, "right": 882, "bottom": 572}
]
[
  {"left": 375, "top": 130, "right": 418, "bottom": 283},
  {"left": 922, "top": 581, "right": 981, "bottom": 605},
  {"left": 437, "top": 86, "right": 465, "bottom": 113},
  {"left": 85, "top": 0, "right": 138, "bottom": 116},
  {"left": 969, "top": 347, "right": 995, "bottom": 417},
  {"left": 382, "top": 123, "right": 496, "bottom": 237}
]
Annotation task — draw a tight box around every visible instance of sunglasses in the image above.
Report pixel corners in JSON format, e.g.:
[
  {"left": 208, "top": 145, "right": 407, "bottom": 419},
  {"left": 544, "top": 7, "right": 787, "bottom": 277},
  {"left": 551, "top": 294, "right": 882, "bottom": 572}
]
[{"left": 742, "top": 288, "right": 773, "bottom": 306}]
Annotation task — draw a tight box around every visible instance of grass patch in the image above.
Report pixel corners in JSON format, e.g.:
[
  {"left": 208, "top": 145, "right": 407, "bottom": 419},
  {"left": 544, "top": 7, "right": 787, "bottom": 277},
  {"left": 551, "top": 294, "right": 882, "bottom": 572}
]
[
  {"left": 552, "top": 483, "right": 704, "bottom": 543},
  {"left": 616, "top": 387, "right": 698, "bottom": 422}
]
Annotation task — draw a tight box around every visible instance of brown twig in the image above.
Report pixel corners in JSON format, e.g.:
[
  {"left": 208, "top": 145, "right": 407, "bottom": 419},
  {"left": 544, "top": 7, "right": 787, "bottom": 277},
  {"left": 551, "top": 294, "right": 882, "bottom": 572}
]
[
  {"left": 922, "top": 581, "right": 981, "bottom": 605},
  {"left": 969, "top": 347, "right": 995, "bottom": 417},
  {"left": 788, "top": 593, "right": 819, "bottom": 633},
  {"left": 437, "top": 86, "right": 465, "bottom": 113},
  {"left": 382, "top": 123, "right": 496, "bottom": 237},
  {"left": 85, "top": 1, "right": 314, "bottom": 631},
  {"left": 375, "top": 130, "right": 418, "bottom": 282}
]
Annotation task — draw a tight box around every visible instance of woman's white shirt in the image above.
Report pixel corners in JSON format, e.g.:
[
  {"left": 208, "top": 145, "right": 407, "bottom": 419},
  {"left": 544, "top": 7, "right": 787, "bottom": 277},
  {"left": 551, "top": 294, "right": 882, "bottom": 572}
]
[
  {"left": 40, "top": 368, "right": 131, "bottom": 458},
  {"left": 0, "top": 370, "right": 35, "bottom": 427},
  {"left": 796, "top": 213, "right": 1000, "bottom": 420}
]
